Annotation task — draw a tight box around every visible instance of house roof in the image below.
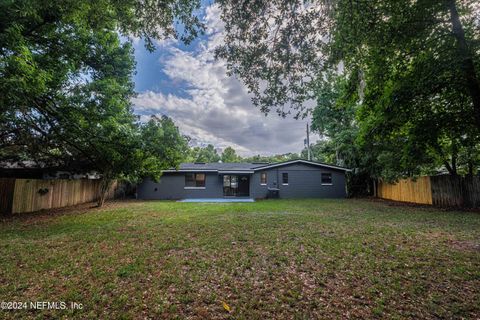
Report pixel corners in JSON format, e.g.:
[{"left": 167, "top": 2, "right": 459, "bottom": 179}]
[
  {"left": 163, "top": 159, "right": 351, "bottom": 173},
  {"left": 162, "top": 162, "right": 263, "bottom": 173},
  {"left": 253, "top": 159, "right": 351, "bottom": 172}
]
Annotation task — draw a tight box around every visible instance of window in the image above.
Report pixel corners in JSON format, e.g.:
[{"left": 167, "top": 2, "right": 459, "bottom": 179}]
[
  {"left": 260, "top": 172, "right": 267, "bottom": 185},
  {"left": 223, "top": 175, "right": 230, "bottom": 187},
  {"left": 185, "top": 173, "right": 206, "bottom": 188},
  {"left": 185, "top": 173, "right": 195, "bottom": 187},
  {"left": 321, "top": 173, "right": 332, "bottom": 185},
  {"left": 282, "top": 173, "right": 288, "bottom": 185}
]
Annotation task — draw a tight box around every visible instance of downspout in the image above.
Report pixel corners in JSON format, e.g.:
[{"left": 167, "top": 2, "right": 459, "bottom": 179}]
[{"left": 276, "top": 169, "right": 279, "bottom": 190}]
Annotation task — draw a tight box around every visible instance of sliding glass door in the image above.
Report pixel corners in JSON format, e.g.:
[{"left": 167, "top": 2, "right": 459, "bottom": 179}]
[
  {"left": 223, "top": 175, "right": 249, "bottom": 197},
  {"left": 223, "top": 175, "right": 238, "bottom": 196}
]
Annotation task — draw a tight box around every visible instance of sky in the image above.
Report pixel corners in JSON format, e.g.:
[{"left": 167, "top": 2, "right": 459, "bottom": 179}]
[{"left": 131, "top": 3, "right": 318, "bottom": 157}]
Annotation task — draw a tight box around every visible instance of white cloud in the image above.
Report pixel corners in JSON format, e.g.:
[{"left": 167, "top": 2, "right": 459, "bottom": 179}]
[{"left": 132, "top": 4, "right": 317, "bottom": 156}]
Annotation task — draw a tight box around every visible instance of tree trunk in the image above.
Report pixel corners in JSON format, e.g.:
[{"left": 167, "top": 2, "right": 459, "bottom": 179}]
[
  {"left": 451, "top": 142, "right": 458, "bottom": 176},
  {"left": 97, "top": 178, "right": 113, "bottom": 207},
  {"left": 441, "top": 159, "right": 457, "bottom": 176},
  {"left": 447, "top": 0, "right": 480, "bottom": 129},
  {"left": 451, "top": 155, "right": 457, "bottom": 176},
  {"left": 467, "top": 161, "right": 474, "bottom": 177},
  {"left": 433, "top": 141, "right": 457, "bottom": 176}
]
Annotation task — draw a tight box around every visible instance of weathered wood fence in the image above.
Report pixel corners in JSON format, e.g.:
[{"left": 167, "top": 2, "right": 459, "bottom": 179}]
[
  {"left": 378, "top": 175, "right": 480, "bottom": 208},
  {"left": 0, "top": 178, "right": 119, "bottom": 214}
]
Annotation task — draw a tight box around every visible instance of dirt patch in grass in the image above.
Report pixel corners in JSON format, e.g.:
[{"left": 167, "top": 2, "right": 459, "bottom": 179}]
[
  {"left": 422, "top": 231, "right": 480, "bottom": 252},
  {"left": 370, "top": 197, "right": 480, "bottom": 213},
  {"left": 449, "top": 240, "right": 480, "bottom": 252}
]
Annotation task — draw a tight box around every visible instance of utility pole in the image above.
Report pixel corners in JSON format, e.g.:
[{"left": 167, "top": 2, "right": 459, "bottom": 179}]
[{"left": 306, "top": 123, "right": 311, "bottom": 161}]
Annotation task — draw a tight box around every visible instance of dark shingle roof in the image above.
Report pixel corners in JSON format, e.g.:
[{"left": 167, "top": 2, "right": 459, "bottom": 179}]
[
  {"left": 163, "top": 160, "right": 351, "bottom": 172},
  {"left": 176, "top": 162, "right": 267, "bottom": 171}
]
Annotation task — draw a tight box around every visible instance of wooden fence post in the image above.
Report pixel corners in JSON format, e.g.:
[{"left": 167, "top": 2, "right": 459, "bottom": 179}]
[
  {"left": 0, "top": 178, "right": 119, "bottom": 214},
  {"left": 378, "top": 175, "right": 480, "bottom": 208},
  {"left": 0, "top": 178, "right": 15, "bottom": 215}
]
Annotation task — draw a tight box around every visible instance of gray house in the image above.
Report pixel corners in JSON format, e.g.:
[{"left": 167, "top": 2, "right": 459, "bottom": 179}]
[{"left": 137, "top": 159, "right": 351, "bottom": 200}]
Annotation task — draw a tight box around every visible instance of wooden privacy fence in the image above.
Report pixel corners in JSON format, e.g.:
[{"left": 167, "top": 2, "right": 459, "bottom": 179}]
[
  {"left": 378, "top": 175, "right": 480, "bottom": 208},
  {"left": 0, "top": 178, "right": 118, "bottom": 214}
]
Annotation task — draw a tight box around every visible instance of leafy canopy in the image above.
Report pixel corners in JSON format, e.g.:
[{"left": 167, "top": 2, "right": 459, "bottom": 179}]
[
  {"left": 216, "top": 0, "right": 480, "bottom": 178},
  {"left": 221, "top": 146, "right": 241, "bottom": 163},
  {"left": 189, "top": 144, "right": 221, "bottom": 163},
  {"left": 0, "top": 0, "right": 202, "bottom": 205}
]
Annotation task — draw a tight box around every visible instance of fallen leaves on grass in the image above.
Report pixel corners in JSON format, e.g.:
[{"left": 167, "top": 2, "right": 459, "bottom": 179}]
[{"left": 222, "top": 301, "right": 232, "bottom": 313}]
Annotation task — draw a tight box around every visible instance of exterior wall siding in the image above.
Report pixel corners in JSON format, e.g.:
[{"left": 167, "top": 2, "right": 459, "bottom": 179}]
[
  {"left": 137, "top": 173, "right": 223, "bottom": 200},
  {"left": 250, "top": 164, "right": 346, "bottom": 199},
  {"left": 137, "top": 163, "right": 347, "bottom": 200}
]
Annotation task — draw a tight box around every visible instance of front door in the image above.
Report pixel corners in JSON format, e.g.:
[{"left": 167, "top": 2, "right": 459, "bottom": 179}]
[{"left": 223, "top": 175, "right": 249, "bottom": 197}]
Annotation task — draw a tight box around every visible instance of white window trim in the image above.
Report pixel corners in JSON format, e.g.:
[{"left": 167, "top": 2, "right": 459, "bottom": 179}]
[
  {"left": 185, "top": 173, "right": 206, "bottom": 189},
  {"left": 321, "top": 173, "right": 332, "bottom": 186},
  {"left": 260, "top": 173, "right": 267, "bottom": 185},
  {"left": 282, "top": 173, "right": 289, "bottom": 185}
]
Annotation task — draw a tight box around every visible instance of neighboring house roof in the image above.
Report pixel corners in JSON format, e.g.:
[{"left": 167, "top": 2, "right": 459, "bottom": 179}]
[
  {"left": 0, "top": 161, "right": 100, "bottom": 179},
  {"left": 163, "top": 159, "right": 351, "bottom": 173},
  {"left": 0, "top": 160, "right": 48, "bottom": 169}
]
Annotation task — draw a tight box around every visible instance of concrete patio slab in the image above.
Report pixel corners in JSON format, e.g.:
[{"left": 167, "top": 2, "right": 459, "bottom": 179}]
[{"left": 177, "top": 198, "right": 255, "bottom": 203}]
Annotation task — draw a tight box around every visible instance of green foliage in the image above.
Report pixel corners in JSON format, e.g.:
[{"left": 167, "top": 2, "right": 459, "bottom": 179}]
[
  {"left": 243, "top": 153, "right": 301, "bottom": 163},
  {"left": 308, "top": 73, "right": 375, "bottom": 194},
  {"left": 339, "top": 0, "right": 480, "bottom": 178},
  {"left": 216, "top": 0, "right": 333, "bottom": 118},
  {"left": 301, "top": 140, "right": 335, "bottom": 164},
  {"left": 139, "top": 116, "right": 190, "bottom": 182},
  {"left": 311, "top": 73, "right": 359, "bottom": 170},
  {"left": 0, "top": 0, "right": 202, "bottom": 205},
  {"left": 190, "top": 144, "right": 221, "bottom": 163},
  {"left": 183, "top": 144, "right": 302, "bottom": 164},
  {"left": 217, "top": 0, "right": 480, "bottom": 179},
  {"left": 221, "top": 146, "right": 240, "bottom": 163}
]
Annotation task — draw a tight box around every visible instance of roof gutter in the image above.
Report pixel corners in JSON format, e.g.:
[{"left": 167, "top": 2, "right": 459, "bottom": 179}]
[
  {"left": 218, "top": 170, "right": 255, "bottom": 174},
  {"left": 162, "top": 169, "right": 218, "bottom": 173}
]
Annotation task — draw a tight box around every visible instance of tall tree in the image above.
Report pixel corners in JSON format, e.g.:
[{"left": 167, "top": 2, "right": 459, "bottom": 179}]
[
  {"left": 1, "top": 0, "right": 202, "bottom": 163},
  {"left": 309, "top": 73, "right": 379, "bottom": 194},
  {"left": 216, "top": 0, "right": 480, "bottom": 178},
  {"left": 216, "top": 0, "right": 479, "bottom": 123},
  {"left": 447, "top": 0, "right": 480, "bottom": 127},
  {"left": 243, "top": 153, "right": 300, "bottom": 163},
  {"left": 139, "top": 116, "right": 189, "bottom": 182},
  {"left": 221, "top": 146, "right": 240, "bottom": 162},
  {"left": 191, "top": 144, "right": 221, "bottom": 163},
  {"left": 216, "top": 0, "right": 333, "bottom": 118},
  {"left": 0, "top": 0, "right": 202, "bottom": 205},
  {"left": 343, "top": 0, "right": 480, "bottom": 176}
]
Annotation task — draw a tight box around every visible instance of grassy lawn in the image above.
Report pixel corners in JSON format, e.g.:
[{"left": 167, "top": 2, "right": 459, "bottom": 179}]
[{"left": 0, "top": 199, "right": 479, "bottom": 319}]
